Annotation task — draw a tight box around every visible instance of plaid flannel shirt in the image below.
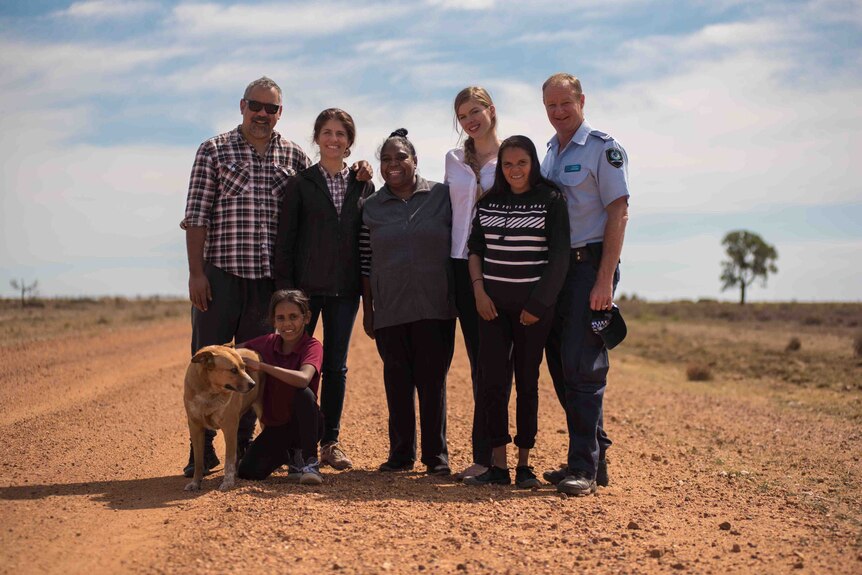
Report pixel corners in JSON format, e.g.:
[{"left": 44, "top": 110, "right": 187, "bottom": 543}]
[
  {"left": 181, "top": 126, "right": 311, "bottom": 279},
  {"left": 319, "top": 163, "right": 350, "bottom": 215}
]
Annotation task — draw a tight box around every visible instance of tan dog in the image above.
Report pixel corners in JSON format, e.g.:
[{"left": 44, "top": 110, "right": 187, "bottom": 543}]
[{"left": 183, "top": 345, "right": 265, "bottom": 491}]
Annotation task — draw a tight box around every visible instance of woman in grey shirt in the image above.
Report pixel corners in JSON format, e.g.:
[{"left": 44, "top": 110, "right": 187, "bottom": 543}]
[{"left": 360, "top": 128, "right": 456, "bottom": 475}]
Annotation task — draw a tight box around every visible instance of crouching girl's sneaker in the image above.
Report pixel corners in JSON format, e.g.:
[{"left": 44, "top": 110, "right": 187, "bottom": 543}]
[{"left": 299, "top": 459, "right": 324, "bottom": 485}]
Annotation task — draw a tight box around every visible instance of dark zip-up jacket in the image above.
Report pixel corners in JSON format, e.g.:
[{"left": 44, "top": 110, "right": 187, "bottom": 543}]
[
  {"left": 360, "top": 177, "right": 456, "bottom": 330},
  {"left": 274, "top": 164, "right": 375, "bottom": 297}
]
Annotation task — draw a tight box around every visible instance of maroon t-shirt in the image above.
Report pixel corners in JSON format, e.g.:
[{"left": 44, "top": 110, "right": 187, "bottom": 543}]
[{"left": 241, "top": 332, "right": 323, "bottom": 426}]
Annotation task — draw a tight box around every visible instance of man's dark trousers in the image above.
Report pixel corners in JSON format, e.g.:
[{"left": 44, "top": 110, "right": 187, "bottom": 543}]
[{"left": 191, "top": 262, "right": 274, "bottom": 445}]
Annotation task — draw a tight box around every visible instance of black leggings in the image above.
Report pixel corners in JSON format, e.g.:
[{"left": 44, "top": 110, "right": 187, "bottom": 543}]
[
  {"left": 237, "top": 387, "right": 321, "bottom": 480},
  {"left": 479, "top": 305, "right": 555, "bottom": 449}
]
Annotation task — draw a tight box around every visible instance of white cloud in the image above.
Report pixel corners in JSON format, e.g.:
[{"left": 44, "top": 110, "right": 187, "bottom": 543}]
[
  {"left": 52, "top": 0, "right": 160, "bottom": 19},
  {"left": 0, "top": 39, "right": 192, "bottom": 100},
  {"left": 584, "top": 18, "right": 862, "bottom": 215},
  {"left": 425, "top": 0, "right": 495, "bottom": 9},
  {"left": 168, "top": 2, "right": 412, "bottom": 38}
]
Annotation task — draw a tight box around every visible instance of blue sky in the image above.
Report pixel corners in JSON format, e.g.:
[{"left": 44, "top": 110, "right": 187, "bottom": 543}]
[{"left": 1, "top": 0, "right": 860, "bottom": 302}]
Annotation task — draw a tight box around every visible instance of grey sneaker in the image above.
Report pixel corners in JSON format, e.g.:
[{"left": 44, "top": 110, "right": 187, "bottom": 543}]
[
  {"left": 299, "top": 459, "right": 324, "bottom": 485},
  {"left": 320, "top": 442, "right": 353, "bottom": 470},
  {"left": 557, "top": 470, "right": 597, "bottom": 496}
]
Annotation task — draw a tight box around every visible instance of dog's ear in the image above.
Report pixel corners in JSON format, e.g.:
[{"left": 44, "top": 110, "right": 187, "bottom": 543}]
[
  {"left": 223, "top": 342, "right": 235, "bottom": 348},
  {"left": 191, "top": 350, "right": 215, "bottom": 366}
]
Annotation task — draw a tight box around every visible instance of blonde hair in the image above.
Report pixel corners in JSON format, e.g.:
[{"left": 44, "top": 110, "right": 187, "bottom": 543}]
[
  {"left": 542, "top": 73, "right": 583, "bottom": 95},
  {"left": 453, "top": 86, "right": 497, "bottom": 184}
]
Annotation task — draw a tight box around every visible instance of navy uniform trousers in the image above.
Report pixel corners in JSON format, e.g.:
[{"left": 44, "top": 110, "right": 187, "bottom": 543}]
[{"left": 544, "top": 255, "right": 618, "bottom": 477}]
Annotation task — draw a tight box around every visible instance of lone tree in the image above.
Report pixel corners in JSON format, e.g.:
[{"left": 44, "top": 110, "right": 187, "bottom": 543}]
[
  {"left": 10, "top": 279, "right": 39, "bottom": 307},
  {"left": 720, "top": 230, "right": 778, "bottom": 305}
]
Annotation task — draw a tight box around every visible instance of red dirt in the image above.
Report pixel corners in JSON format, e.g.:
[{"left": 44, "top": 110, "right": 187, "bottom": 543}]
[{"left": 1, "top": 314, "right": 860, "bottom": 574}]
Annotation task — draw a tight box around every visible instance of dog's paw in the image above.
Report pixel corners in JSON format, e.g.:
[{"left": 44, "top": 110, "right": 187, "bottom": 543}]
[
  {"left": 218, "top": 479, "right": 235, "bottom": 492},
  {"left": 184, "top": 481, "right": 202, "bottom": 491}
]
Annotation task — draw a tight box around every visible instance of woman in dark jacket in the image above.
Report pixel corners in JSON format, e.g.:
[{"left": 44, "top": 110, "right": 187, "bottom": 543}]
[{"left": 274, "top": 108, "right": 374, "bottom": 471}]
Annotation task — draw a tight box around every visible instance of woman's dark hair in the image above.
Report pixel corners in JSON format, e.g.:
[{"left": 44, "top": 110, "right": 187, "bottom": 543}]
[
  {"left": 312, "top": 108, "right": 356, "bottom": 158},
  {"left": 267, "top": 289, "right": 311, "bottom": 326},
  {"left": 376, "top": 128, "right": 417, "bottom": 162},
  {"left": 486, "top": 135, "right": 551, "bottom": 197}
]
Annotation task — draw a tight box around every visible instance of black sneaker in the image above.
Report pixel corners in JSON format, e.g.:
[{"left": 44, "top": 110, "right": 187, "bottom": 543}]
[
  {"left": 544, "top": 460, "right": 609, "bottom": 487},
  {"left": 182, "top": 442, "right": 220, "bottom": 478},
  {"left": 463, "top": 466, "right": 511, "bottom": 486},
  {"left": 557, "top": 470, "right": 597, "bottom": 496},
  {"left": 426, "top": 463, "right": 451, "bottom": 476},
  {"left": 378, "top": 460, "right": 415, "bottom": 472},
  {"left": 515, "top": 466, "right": 540, "bottom": 489},
  {"left": 542, "top": 464, "right": 569, "bottom": 485},
  {"left": 596, "top": 457, "right": 609, "bottom": 487}
]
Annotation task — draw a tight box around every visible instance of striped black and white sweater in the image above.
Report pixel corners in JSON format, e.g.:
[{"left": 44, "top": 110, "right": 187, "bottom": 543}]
[{"left": 467, "top": 182, "right": 570, "bottom": 318}]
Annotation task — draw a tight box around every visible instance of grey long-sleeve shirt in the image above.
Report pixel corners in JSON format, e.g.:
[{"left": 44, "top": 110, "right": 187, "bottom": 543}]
[{"left": 360, "top": 177, "right": 456, "bottom": 330}]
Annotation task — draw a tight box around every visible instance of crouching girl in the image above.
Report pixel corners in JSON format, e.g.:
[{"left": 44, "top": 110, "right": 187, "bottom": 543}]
[{"left": 238, "top": 289, "right": 325, "bottom": 485}]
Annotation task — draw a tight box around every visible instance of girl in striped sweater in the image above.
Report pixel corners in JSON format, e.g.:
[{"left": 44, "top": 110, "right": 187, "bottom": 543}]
[{"left": 464, "top": 135, "right": 570, "bottom": 488}]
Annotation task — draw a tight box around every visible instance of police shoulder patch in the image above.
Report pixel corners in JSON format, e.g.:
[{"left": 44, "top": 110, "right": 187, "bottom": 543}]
[{"left": 605, "top": 148, "right": 624, "bottom": 168}]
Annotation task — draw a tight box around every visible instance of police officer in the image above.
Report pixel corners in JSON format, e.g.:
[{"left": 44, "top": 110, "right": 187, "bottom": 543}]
[{"left": 540, "top": 73, "right": 630, "bottom": 496}]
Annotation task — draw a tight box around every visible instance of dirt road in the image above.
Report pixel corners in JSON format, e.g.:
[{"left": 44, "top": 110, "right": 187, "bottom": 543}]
[{"left": 0, "top": 312, "right": 859, "bottom": 574}]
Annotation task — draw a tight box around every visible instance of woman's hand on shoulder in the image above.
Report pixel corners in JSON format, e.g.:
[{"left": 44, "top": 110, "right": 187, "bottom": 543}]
[
  {"left": 243, "top": 357, "right": 261, "bottom": 372},
  {"left": 352, "top": 161, "right": 374, "bottom": 182}
]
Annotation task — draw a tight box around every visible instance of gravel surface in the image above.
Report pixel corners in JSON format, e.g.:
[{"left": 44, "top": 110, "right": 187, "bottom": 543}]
[{"left": 0, "top": 315, "right": 860, "bottom": 574}]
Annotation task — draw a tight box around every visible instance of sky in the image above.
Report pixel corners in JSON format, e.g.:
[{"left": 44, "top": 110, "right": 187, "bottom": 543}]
[{"left": 1, "top": 0, "right": 860, "bottom": 302}]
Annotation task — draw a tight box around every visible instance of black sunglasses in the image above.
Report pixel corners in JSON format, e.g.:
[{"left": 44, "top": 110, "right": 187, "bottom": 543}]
[{"left": 244, "top": 99, "right": 281, "bottom": 115}]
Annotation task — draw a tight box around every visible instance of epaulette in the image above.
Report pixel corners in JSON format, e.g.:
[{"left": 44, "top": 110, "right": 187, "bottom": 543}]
[{"left": 589, "top": 129, "right": 614, "bottom": 142}]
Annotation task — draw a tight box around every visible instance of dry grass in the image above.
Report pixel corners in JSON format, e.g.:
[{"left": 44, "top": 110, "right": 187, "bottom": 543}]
[
  {"left": 0, "top": 297, "right": 187, "bottom": 347},
  {"left": 619, "top": 300, "right": 862, "bottom": 396}
]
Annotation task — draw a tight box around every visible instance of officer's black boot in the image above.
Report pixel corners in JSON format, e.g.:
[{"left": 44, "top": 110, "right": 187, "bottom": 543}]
[{"left": 596, "top": 457, "right": 610, "bottom": 487}]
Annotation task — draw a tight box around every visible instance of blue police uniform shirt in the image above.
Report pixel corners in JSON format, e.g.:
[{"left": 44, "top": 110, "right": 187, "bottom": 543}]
[{"left": 541, "top": 120, "right": 630, "bottom": 248}]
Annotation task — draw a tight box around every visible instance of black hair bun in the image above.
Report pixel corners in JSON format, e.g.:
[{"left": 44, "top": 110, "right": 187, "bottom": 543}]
[{"left": 389, "top": 128, "right": 408, "bottom": 138}]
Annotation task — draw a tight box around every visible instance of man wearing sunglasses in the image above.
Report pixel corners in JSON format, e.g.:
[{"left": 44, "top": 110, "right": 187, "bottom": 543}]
[{"left": 179, "top": 77, "right": 375, "bottom": 478}]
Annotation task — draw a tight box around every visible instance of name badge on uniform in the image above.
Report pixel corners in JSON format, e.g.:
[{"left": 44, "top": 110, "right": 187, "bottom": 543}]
[{"left": 564, "top": 164, "right": 581, "bottom": 172}]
